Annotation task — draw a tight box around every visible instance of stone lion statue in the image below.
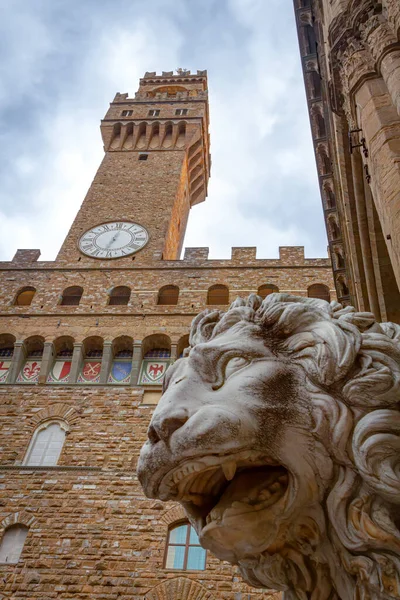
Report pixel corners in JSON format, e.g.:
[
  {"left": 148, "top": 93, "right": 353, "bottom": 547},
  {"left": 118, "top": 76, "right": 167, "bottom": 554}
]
[{"left": 138, "top": 294, "right": 400, "bottom": 600}]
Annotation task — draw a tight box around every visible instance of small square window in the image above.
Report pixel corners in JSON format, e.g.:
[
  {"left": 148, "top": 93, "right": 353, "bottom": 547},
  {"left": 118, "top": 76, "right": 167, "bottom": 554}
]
[
  {"left": 148, "top": 109, "right": 160, "bottom": 117},
  {"left": 175, "top": 109, "right": 188, "bottom": 116},
  {"left": 121, "top": 110, "right": 133, "bottom": 117},
  {"left": 138, "top": 154, "right": 148, "bottom": 161}
]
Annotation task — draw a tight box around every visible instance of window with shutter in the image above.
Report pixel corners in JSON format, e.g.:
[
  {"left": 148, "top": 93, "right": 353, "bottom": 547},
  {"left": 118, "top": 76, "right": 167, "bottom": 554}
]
[
  {"left": 0, "top": 524, "right": 29, "bottom": 564},
  {"left": 24, "top": 422, "right": 66, "bottom": 466}
]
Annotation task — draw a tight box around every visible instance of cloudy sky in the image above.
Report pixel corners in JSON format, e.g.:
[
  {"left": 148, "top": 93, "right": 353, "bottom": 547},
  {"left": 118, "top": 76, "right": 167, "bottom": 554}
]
[{"left": 0, "top": 0, "right": 327, "bottom": 261}]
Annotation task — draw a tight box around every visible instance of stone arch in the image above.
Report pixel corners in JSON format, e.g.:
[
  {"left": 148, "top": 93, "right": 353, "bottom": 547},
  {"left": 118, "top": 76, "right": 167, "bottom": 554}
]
[
  {"left": 0, "top": 511, "right": 37, "bottom": 532},
  {"left": 110, "top": 122, "right": 122, "bottom": 149},
  {"left": 323, "top": 181, "right": 336, "bottom": 209},
  {"left": 145, "top": 577, "right": 215, "bottom": 600},
  {"left": 123, "top": 122, "right": 134, "bottom": 149},
  {"left": 311, "top": 105, "right": 326, "bottom": 138},
  {"left": 317, "top": 144, "right": 331, "bottom": 174},
  {"left": 327, "top": 214, "right": 340, "bottom": 240},
  {"left": 60, "top": 286, "right": 83, "bottom": 306},
  {"left": 23, "top": 335, "right": 45, "bottom": 355},
  {"left": 157, "top": 285, "right": 179, "bottom": 305},
  {"left": 27, "top": 404, "right": 81, "bottom": 430},
  {"left": 177, "top": 334, "right": 190, "bottom": 358},
  {"left": 149, "top": 122, "right": 160, "bottom": 149},
  {"left": 13, "top": 286, "right": 36, "bottom": 306},
  {"left": 0, "top": 333, "right": 15, "bottom": 351},
  {"left": 142, "top": 334, "right": 171, "bottom": 357},
  {"left": 160, "top": 505, "right": 187, "bottom": 527},
  {"left": 207, "top": 284, "right": 229, "bottom": 305},
  {"left": 336, "top": 274, "right": 350, "bottom": 297}
]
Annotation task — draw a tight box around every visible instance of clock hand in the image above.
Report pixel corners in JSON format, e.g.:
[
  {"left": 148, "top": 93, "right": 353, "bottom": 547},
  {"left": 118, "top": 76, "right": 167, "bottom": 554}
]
[{"left": 105, "top": 232, "right": 120, "bottom": 250}]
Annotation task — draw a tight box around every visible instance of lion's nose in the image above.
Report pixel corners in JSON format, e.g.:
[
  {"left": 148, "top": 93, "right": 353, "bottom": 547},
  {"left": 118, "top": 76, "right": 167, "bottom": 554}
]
[{"left": 148, "top": 408, "right": 189, "bottom": 444}]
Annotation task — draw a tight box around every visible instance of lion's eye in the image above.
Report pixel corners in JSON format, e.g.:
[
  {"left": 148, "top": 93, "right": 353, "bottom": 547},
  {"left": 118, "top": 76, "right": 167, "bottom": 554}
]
[{"left": 225, "top": 356, "right": 250, "bottom": 379}]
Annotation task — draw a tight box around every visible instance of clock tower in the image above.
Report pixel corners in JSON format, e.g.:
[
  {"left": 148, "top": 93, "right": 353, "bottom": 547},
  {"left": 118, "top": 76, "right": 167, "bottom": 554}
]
[{"left": 56, "top": 69, "right": 210, "bottom": 264}]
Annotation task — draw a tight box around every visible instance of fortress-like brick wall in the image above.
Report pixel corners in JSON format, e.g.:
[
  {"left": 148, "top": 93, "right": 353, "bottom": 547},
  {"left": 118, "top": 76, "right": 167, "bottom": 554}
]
[{"left": 0, "top": 70, "right": 335, "bottom": 600}]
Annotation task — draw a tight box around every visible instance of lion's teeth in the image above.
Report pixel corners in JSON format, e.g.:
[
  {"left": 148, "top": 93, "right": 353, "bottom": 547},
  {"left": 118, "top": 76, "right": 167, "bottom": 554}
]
[{"left": 222, "top": 461, "right": 237, "bottom": 481}]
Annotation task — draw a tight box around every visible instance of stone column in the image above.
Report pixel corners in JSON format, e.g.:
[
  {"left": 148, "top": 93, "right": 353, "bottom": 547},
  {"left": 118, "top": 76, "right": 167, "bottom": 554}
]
[
  {"left": 8, "top": 341, "right": 26, "bottom": 384},
  {"left": 69, "top": 342, "right": 84, "bottom": 384},
  {"left": 351, "top": 149, "right": 382, "bottom": 321},
  {"left": 38, "top": 342, "right": 55, "bottom": 384},
  {"left": 170, "top": 343, "right": 178, "bottom": 363},
  {"left": 130, "top": 341, "right": 143, "bottom": 386},
  {"left": 99, "top": 341, "right": 113, "bottom": 385}
]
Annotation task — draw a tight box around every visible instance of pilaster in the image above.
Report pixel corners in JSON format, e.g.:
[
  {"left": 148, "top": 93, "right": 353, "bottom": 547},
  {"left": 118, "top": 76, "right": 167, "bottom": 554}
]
[
  {"left": 69, "top": 343, "right": 84, "bottom": 384},
  {"left": 130, "top": 341, "right": 143, "bottom": 386},
  {"left": 8, "top": 341, "right": 26, "bottom": 384},
  {"left": 99, "top": 341, "right": 113, "bottom": 385},
  {"left": 39, "top": 342, "right": 55, "bottom": 384}
]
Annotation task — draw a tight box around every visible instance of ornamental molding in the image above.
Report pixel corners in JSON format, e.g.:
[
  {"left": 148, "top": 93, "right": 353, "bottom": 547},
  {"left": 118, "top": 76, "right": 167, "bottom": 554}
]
[
  {"left": 145, "top": 577, "right": 215, "bottom": 600},
  {"left": 27, "top": 404, "right": 82, "bottom": 430},
  {"left": 160, "top": 504, "right": 187, "bottom": 526},
  {"left": 0, "top": 511, "right": 37, "bottom": 532}
]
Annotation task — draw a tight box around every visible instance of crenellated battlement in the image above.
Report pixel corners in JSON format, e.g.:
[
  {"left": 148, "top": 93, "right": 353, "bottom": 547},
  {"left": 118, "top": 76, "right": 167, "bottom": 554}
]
[
  {"left": 2, "top": 246, "right": 331, "bottom": 269},
  {"left": 141, "top": 69, "right": 207, "bottom": 81}
]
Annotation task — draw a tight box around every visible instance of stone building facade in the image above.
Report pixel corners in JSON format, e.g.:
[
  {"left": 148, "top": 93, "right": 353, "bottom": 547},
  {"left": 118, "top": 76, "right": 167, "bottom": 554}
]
[
  {"left": 0, "top": 71, "right": 334, "bottom": 599},
  {"left": 293, "top": 0, "right": 400, "bottom": 323}
]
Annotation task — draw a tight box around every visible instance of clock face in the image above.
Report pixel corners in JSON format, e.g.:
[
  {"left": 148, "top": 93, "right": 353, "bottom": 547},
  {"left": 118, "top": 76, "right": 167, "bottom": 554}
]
[{"left": 79, "top": 221, "right": 149, "bottom": 259}]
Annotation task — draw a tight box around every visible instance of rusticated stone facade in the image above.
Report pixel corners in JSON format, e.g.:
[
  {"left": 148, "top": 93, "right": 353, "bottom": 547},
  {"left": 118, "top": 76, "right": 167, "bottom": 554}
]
[
  {"left": 293, "top": 0, "right": 400, "bottom": 323},
  {"left": 0, "top": 71, "right": 334, "bottom": 600}
]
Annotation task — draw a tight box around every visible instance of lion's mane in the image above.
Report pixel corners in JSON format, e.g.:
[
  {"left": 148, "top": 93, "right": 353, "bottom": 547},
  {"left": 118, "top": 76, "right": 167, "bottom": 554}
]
[{"left": 187, "top": 293, "right": 400, "bottom": 598}]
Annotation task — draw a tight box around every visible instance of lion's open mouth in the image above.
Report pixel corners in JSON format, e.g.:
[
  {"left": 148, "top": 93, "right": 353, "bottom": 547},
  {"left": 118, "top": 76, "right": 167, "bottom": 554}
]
[{"left": 157, "top": 451, "right": 289, "bottom": 532}]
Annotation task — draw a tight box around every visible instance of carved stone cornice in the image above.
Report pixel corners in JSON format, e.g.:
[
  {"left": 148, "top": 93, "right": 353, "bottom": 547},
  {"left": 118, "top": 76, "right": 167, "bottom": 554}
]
[
  {"left": 360, "top": 12, "right": 400, "bottom": 69},
  {"left": 336, "top": 39, "right": 377, "bottom": 126}
]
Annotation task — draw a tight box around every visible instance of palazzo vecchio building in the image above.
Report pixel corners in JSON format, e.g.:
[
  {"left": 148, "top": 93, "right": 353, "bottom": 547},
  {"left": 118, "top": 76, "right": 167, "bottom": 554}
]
[{"left": 0, "top": 70, "right": 334, "bottom": 599}]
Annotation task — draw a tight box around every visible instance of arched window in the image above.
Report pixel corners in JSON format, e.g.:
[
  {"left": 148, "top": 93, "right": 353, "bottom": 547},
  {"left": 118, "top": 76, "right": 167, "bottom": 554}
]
[
  {"left": 23, "top": 421, "right": 67, "bottom": 466},
  {"left": 315, "top": 112, "right": 326, "bottom": 138},
  {"left": 14, "top": 287, "right": 36, "bottom": 306},
  {"left": 165, "top": 522, "right": 206, "bottom": 571},
  {"left": 108, "top": 336, "right": 133, "bottom": 384},
  {"left": 310, "top": 70, "right": 321, "bottom": 99},
  {"left": 334, "top": 250, "right": 345, "bottom": 269},
  {"left": 0, "top": 524, "right": 29, "bottom": 564},
  {"left": 258, "top": 284, "right": 279, "bottom": 299},
  {"left": 139, "top": 334, "right": 171, "bottom": 386},
  {"left": 157, "top": 285, "right": 179, "bottom": 305},
  {"left": 337, "top": 276, "right": 349, "bottom": 297},
  {"left": 60, "top": 286, "right": 83, "bottom": 306},
  {"left": 320, "top": 148, "right": 331, "bottom": 174},
  {"left": 177, "top": 334, "right": 190, "bottom": 358},
  {"left": 324, "top": 184, "right": 336, "bottom": 209},
  {"left": 109, "top": 286, "right": 131, "bottom": 306},
  {"left": 304, "top": 24, "right": 317, "bottom": 54},
  {"left": 307, "top": 284, "right": 330, "bottom": 302},
  {"left": 328, "top": 217, "right": 340, "bottom": 240},
  {"left": 0, "top": 334, "right": 15, "bottom": 384},
  {"left": 17, "top": 336, "right": 44, "bottom": 384},
  {"left": 77, "top": 337, "right": 103, "bottom": 384},
  {"left": 207, "top": 285, "right": 229, "bottom": 305},
  {"left": 47, "top": 336, "right": 74, "bottom": 384}
]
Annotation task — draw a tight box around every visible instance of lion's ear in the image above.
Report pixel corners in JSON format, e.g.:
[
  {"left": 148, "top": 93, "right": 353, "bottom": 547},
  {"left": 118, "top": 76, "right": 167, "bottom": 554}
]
[{"left": 353, "top": 409, "right": 400, "bottom": 504}]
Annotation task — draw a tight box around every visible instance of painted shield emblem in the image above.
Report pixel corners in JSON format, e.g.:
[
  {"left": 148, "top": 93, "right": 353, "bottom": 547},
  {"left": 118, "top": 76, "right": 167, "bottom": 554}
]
[
  {"left": 77, "top": 361, "right": 101, "bottom": 383},
  {"left": 108, "top": 360, "right": 132, "bottom": 384},
  {"left": 17, "top": 360, "right": 41, "bottom": 383},
  {"left": 0, "top": 360, "right": 11, "bottom": 383},
  {"left": 139, "top": 360, "right": 169, "bottom": 385},
  {"left": 48, "top": 360, "right": 71, "bottom": 383}
]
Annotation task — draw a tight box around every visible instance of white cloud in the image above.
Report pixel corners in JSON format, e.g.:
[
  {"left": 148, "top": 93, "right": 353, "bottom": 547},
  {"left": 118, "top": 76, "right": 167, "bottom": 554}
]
[{"left": 0, "top": 0, "right": 328, "bottom": 262}]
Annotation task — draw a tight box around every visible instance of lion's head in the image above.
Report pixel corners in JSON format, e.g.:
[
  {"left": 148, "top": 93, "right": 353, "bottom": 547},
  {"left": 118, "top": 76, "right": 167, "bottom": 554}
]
[{"left": 138, "top": 294, "right": 400, "bottom": 600}]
